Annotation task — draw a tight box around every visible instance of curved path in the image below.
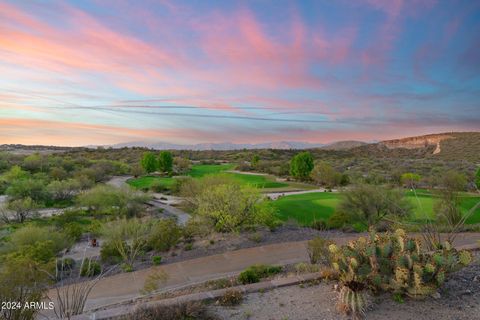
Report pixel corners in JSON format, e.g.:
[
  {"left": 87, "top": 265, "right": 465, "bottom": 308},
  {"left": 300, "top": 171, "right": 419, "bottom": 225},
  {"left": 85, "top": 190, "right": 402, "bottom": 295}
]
[
  {"left": 48, "top": 232, "right": 480, "bottom": 317},
  {"left": 265, "top": 188, "right": 335, "bottom": 200},
  {"left": 106, "top": 175, "right": 133, "bottom": 188}
]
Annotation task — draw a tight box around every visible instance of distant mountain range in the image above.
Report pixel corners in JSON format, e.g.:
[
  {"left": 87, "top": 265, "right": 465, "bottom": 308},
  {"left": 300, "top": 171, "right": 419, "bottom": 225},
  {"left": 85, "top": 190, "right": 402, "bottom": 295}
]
[
  {"left": 110, "top": 140, "right": 369, "bottom": 150},
  {"left": 2, "top": 132, "right": 478, "bottom": 162},
  {"left": 111, "top": 141, "right": 326, "bottom": 150}
]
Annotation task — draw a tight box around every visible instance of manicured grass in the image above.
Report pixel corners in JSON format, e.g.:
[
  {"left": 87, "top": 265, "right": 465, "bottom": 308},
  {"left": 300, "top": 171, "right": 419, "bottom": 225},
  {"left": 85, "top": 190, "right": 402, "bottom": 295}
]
[
  {"left": 188, "top": 164, "right": 235, "bottom": 177},
  {"left": 127, "top": 164, "right": 289, "bottom": 190},
  {"left": 228, "top": 173, "right": 288, "bottom": 188},
  {"left": 273, "top": 191, "right": 480, "bottom": 226},
  {"left": 273, "top": 192, "right": 340, "bottom": 226}
]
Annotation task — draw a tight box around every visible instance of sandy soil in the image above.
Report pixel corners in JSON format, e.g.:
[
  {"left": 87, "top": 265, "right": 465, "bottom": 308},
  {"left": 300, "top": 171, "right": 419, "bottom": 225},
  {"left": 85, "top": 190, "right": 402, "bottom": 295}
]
[{"left": 211, "top": 254, "right": 480, "bottom": 320}]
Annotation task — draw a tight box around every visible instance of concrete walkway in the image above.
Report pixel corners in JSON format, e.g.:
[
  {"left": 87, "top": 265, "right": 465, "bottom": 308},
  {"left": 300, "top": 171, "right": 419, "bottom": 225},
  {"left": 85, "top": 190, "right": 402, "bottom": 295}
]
[
  {"left": 265, "top": 188, "right": 336, "bottom": 200},
  {"left": 47, "top": 232, "right": 480, "bottom": 314},
  {"left": 148, "top": 199, "right": 190, "bottom": 225},
  {"left": 106, "top": 175, "right": 133, "bottom": 188}
]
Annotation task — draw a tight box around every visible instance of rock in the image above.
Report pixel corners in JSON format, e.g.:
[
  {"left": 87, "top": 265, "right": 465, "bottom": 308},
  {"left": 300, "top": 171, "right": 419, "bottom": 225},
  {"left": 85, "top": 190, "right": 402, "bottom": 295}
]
[
  {"left": 432, "top": 292, "right": 441, "bottom": 299},
  {"left": 473, "top": 275, "right": 480, "bottom": 282}
]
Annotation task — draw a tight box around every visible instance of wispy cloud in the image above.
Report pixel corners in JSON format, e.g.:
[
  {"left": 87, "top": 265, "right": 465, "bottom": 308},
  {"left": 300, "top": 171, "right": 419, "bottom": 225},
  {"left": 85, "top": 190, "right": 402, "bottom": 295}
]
[{"left": 0, "top": 0, "right": 479, "bottom": 145}]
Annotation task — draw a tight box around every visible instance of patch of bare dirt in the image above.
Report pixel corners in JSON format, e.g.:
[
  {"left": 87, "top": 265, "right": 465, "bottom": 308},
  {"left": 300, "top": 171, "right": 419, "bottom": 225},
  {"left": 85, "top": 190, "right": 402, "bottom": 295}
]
[{"left": 210, "top": 253, "right": 480, "bottom": 320}]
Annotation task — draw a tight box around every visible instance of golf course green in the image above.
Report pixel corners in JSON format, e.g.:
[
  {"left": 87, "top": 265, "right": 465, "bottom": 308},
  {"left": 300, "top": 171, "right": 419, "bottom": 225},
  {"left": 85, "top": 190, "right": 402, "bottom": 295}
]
[
  {"left": 127, "top": 164, "right": 289, "bottom": 190},
  {"left": 273, "top": 190, "right": 480, "bottom": 226}
]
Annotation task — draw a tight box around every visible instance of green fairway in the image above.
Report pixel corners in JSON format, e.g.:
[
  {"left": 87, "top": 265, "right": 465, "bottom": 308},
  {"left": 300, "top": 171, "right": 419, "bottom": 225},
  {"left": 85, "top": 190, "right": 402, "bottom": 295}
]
[
  {"left": 228, "top": 173, "right": 288, "bottom": 188},
  {"left": 273, "top": 192, "right": 340, "bottom": 226},
  {"left": 273, "top": 191, "right": 480, "bottom": 226},
  {"left": 127, "top": 164, "right": 289, "bottom": 190},
  {"left": 188, "top": 163, "right": 235, "bottom": 177}
]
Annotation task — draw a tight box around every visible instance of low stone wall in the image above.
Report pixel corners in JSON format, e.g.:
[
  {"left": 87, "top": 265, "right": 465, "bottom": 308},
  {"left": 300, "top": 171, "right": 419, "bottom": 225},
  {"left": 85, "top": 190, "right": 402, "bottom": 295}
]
[{"left": 71, "top": 273, "right": 322, "bottom": 320}]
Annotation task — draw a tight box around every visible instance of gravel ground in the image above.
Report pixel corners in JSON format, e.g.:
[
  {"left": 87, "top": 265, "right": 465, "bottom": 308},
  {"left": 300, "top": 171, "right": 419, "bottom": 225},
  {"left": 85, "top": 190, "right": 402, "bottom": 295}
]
[{"left": 211, "top": 253, "right": 480, "bottom": 320}]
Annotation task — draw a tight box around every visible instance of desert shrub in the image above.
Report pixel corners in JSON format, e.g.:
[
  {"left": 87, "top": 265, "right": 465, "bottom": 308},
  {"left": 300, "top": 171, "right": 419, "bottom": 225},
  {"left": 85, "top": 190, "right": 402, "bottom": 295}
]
[
  {"left": 152, "top": 256, "right": 162, "bottom": 265},
  {"left": 121, "top": 263, "right": 134, "bottom": 273},
  {"left": 338, "top": 184, "right": 412, "bottom": 229},
  {"left": 2, "top": 197, "right": 39, "bottom": 223},
  {"left": 100, "top": 240, "right": 123, "bottom": 264},
  {"left": 150, "top": 181, "right": 168, "bottom": 193},
  {"left": 329, "top": 229, "right": 473, "bottom": 318},
  {"left": 0, "top": 255, "right": 50, "bottom": 320},
  {"left": 238, "top": 264, "right": 282, "bottom": 284},
  {"left": 195, "top": 182, "right": 278, "bottom": 232},
  {"left": 294, "top": 262, "right": 320, "bottom": 274},
  {"left": 77, "top": 185, "right": 150, "bottom": 217},
  {"left": 56, "top": 257, "right": 75, "bottom": 271},
  {"left": 80, "top": 259, "right": 101, "bottom": 277},
  {"left": 14, "top": 240, "right": 57, "bottom": 264},
  {"left": 238, "top": 269, "right": 259, "bottom": 284},
  {"left": 311, "top": 161, "right": 342, "bottom": 188},
  {"left": 6, "top": 178, "right": 48, "bottom": 202},
  {"left": 101, "top": 218, "right": 150, "bottom": 269},
  {"left": 248, "top": 232, "right": 263, "bottom": 243},
  {"left": 47, "top": 179, "right": 80, "bottom": 202},
  {"left": 307, "top": 237, "right": 333, "bottom": 265},
  {"left": 141, "top": 270, "right": 168, "bottom": 294},
  {"left": 219, "top": 289, "right": 243, "bottom": 306},
  {"left": 352, "top": 222, "right": 368, "bottom": 232},
  {"left": 311, "top": 219, "right": 327, "bottom": 230},
  {"left": 4, "top": 225, "right": 71, "bottom": 259},
  {"left": 327, "top": 211, "right": 350, "bottom": 229},
  {"left": 147, "top": 218, "right": 181, "bottom": 252},
  {"left": 64, "top": 223, "right": 83, "bottom": 241},
  {"left": 126, "top": 301, "right": 217, "bottom": 320}
]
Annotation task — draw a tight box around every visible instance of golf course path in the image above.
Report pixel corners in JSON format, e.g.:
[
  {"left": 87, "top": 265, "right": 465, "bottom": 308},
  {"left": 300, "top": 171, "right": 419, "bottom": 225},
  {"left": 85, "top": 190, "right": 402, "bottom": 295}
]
[
  {"left": 48, "top": 232, "right": 480, "bottom": 316},
  {"left": 106, "top": 175, "right": 133, "bottom": 188},
  {"left": 148, "top": 199, "right": 190, "bottom": 225},
  {"left": 266, "top": 188, "right": 335, "bottom": 200}
]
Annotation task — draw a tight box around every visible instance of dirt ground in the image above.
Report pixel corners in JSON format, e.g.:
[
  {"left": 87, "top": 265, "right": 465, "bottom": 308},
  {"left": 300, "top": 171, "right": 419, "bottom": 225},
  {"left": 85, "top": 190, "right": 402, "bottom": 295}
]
[{"left": 210, "top": 254, "right": 480, "bottom": 320}]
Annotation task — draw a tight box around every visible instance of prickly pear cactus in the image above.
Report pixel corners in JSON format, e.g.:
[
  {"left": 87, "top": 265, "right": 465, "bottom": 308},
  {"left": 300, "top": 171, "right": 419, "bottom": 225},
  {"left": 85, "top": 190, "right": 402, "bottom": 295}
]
[{"left": 329, "top": 228, "right": 473, "bottom": 312}]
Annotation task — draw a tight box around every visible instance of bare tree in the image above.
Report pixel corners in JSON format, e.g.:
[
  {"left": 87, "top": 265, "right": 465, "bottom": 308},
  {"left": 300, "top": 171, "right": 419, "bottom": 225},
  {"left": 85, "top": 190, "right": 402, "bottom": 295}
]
[
  {"left": 0, "top": 197, "right": 38, "bottom": 223},
  {"left": 42, "top": 250, "right": 116, "bottom": 320}
]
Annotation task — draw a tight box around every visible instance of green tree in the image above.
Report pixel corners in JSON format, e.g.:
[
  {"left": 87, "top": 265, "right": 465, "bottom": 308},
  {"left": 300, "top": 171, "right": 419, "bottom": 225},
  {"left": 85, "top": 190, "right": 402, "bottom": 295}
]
[
  {"left": 147, "top": 218, "right": 181, "bottom": 252},
  {"left": 1, "top": 165, "right": 29, "bottom": 183},
  {"left": 400, "top": 172, "right": 421, "bottom": 188},
  {"left": 22, "top": 154, "right": 45, "bottom": 172},
  {"left": 311, "top": 161, "right": 341, "bottom": 188},
  {"left": 1, "top": 197, "right": 39, "bottom": 223},
  {"left": 338, "top": 184, "right": 411, "bottom": 229},
  {"left": 173, "top": 157, "right": 191, "bottom": 174},
  {"left": 290, "top": 152, "right": 314, "bottom": 180},
  {"left": 47, "top": 179, "right": 81, "bottom": 201},
  {"left": 435, "top": 170, "right": 467, "bottom": 227},
  {"left": 158, "top": 151, "right": 173, "bottom": 174},
  {"left": 196, "top": 183, "right": 277, "bottom": 232},
  {"left": 6, "top": 178, "right": 48, "bottom": 202},
  {"left": 251, "top": 155, "right": 260, "bottom": 168},
  {"left": 130, "top": 163, "right": 145, "bottom": 178},
  {"left": 102, "top": 218, "right": 150, "bottom": 270},
  {"left": 76, "top": 185, "right": 149, "bottom": 216},
  {"left": 141, "top": 152, "right": 157, "bottom": 173},
  {"left": 0, "top": 255, "right": 51, "bottom": 320}
]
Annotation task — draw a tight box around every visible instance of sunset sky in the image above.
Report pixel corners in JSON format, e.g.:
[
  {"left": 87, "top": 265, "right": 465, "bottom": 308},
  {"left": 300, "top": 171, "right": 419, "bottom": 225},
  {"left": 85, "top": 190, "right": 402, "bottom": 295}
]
[{"left": 1, "top": 0, "right": 479, "bottom": 146}]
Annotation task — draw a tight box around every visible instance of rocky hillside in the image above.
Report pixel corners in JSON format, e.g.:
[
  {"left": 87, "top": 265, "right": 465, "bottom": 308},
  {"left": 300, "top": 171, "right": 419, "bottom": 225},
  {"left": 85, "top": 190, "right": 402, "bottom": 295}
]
[
  {"left": 381, "top": 133, "right": 454, "bottom": 154},
  {"left": 376, "top": 132, "right": 480, "bottom": 162}
]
